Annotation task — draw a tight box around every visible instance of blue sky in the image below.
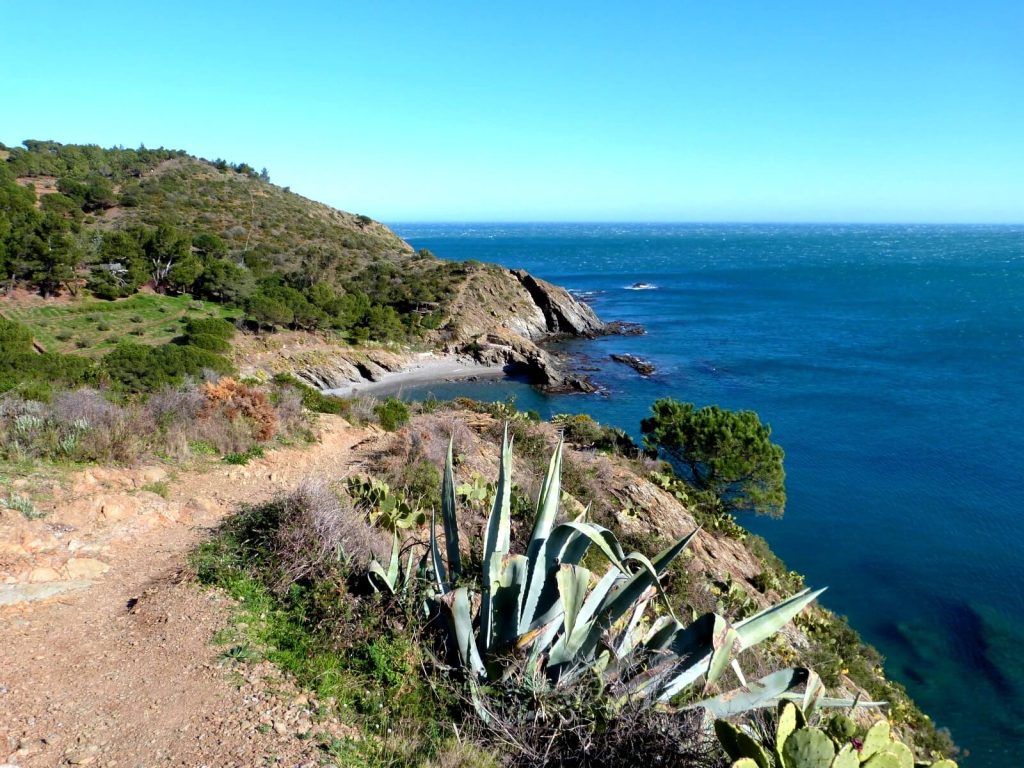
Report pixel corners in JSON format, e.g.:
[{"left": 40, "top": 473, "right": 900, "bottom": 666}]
[{"left": 2, "top": 1, "right": 1021, "bottom": 222}]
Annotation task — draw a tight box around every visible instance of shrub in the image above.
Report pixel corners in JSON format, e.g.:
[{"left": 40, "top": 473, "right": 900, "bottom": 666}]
[
  {"left": 183, "top": 317, "right": 235, "bottom": 340},
  {"left": 200, "top": 377, "right": 277, "bottom": 442},
  {"left": 374, "top": 397, "right": 409, "bottom": 432},
  {"left": 184, "top": 333, "right": 230, "bottom": 353},
  {"left": 271, "top": 373, "right": 347, "bottom": 415},
  {"left": 273, "top": 480, "right": 389, "bottom": 586}
]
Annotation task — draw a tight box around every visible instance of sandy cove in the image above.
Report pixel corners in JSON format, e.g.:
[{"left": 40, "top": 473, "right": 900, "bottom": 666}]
[{"left": 322, "top": 352, "right": 507, "bottom": 398}]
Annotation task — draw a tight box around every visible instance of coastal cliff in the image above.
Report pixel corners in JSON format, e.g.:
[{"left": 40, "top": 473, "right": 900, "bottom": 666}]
[{"left": 431, "top": 263, "right": 607, "bottom": 391}]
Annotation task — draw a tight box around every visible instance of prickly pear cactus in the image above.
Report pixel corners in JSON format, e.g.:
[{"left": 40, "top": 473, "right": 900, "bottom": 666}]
[
  {"left": 877, "top": 741, "right": 913, "bottom": 768},
  {"left": 824, "top": 713, "right": 857, "bottom": 743},
  {"left": 831, "top": 744, "right": 859, "bottom": 768},
  {"left": 781, "top": 727, "right": 835, "bottom": 768},
  {"left": 716, "top": 720, "right": 771, "bottom": 768},
  {"left": 858, "top": 721, "right": 891, "bottom": 761},
  {"left": 861, "top": 753, "right": 899, "bottom": 768}
]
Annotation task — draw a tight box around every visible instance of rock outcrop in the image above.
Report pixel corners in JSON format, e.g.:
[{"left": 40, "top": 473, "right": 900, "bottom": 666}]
[
  {"left": 435, "top": 265, "right": 612, "bottom": 391},
  {"left": 610, "top": 353, "right": 656, "bottom": 376},
  {"left": 508, "top": 269, "right": 605, "bottom": 338}
]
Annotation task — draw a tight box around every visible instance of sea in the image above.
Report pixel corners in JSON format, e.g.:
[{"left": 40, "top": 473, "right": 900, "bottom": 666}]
[{"left": 389, "top": 223, "right": 1023, "bottom": 767}]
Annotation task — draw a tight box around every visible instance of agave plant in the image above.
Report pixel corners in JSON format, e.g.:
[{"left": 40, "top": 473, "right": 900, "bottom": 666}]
[{"left": 429, "top": 425, "right": 846, "bottom": 715}]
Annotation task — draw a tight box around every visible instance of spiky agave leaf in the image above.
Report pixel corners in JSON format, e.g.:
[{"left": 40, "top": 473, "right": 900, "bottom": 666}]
[
  {"left": 441, "top": 437, "right": 461, "bottom": 581},
  {"left": 575, "top": 531, "right": 698, "bottom": 660},
  {"left": 698, "top": 668, "right": 812, "bottom": 718},
  {"left": 479, "top": 424, "right": 513, "bottom": 652},
  {"left": 655, "top": 585, "right": 825, "bottom": 702},
  {"left": 518, "top": 437, "right": 563, "bottom": 635},
  {"left": 440, "top": 586, "right": 486, "bottom": 678},
  {"left": 368, "top": 530, "right": 401, "bottom": 594}
]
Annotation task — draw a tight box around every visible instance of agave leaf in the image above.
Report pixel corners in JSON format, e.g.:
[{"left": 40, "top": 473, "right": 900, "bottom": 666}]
[
  {"left": 429, "top": 505, "right": 447, "bottom": 594},
  {"left": 387, "top": 529, "right": 400, "bottom": 585},
  {"left": 440, "top": 587, "right": 486, "bottom": 678},
  {"left": 692, "top": 668, "right": 812, "bottom": 718},
  {"left": 480, "top": 424, "right": 513, "bottom": 651},
  {"left": 651, "top": 613, "right": 719, "bottom": 700},
  {"left": 518, "top": 438, "right": 564, "bottom": 634},
  {"left": 802, "top": 668, "right": 825, "bottom": 718},
  {"left": 441, "top": 437, "right": 461, "bottom": 582},
  {"left": 367, "top": 560, "right": 394, "bottom": 594},
  {"left": 641, "top": 615, "right": 681, "bottom": 653},
  {"left": 491, "top": 554, "right": 530, "bottom": 649},
  {"left": 705, "top": 614, "right": 740, "bottom": 690},
  {"left": 614, "top": 596, "right": 652, "bottom": 659},
  {"left": 578, "top": 532, "right": 698, "bottom": 660},
  {"left": 531, "top": 436, "right": 564, "bottom": 540},
  {"left": 776, "top": 693, "right": 887, "bottom": 709},
  {"left": 403, "top": 546, "right": 416, "bottom": 595},
  {"left": 556, "top": 564, "right": 591, "bottom": 638},
  {"left": 734, "top": 587, "right": 826, "bottom": 650},
  {"left": 523, "top": 616, "right": 564, "bottom": 677},
  {"left": 555, "top": 521, "right": 628, "bottom": 570},
  {"left": 546, "top": 567, "right": 621, "bottom": 666},
  {"left": 523, "top": 521, "right": 623, "bottom": 634}
]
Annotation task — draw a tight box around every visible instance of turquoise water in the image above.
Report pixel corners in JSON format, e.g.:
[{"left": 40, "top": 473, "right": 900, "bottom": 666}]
[{"left": 391, "top": 224, "right": 1023, "bottom": 766}]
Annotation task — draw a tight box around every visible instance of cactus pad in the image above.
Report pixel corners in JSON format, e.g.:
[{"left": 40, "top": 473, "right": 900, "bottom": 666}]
[{"left": 781, "top": 727, "right": 836, "bottom": 768}]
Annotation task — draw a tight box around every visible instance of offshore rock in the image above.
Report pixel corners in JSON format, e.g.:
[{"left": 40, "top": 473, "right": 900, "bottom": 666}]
[{"left": 610, "top": 353, "right": 656, "bottom": 376}]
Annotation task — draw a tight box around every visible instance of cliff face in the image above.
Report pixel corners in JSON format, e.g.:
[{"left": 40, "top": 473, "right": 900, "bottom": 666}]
[{"left": 432, "top": 264, "right": 606, "bottom": 391}]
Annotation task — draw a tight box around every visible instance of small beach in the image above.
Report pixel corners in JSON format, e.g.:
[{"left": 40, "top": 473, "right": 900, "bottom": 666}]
[{"left": 323, "top": 353, "right": 507, "bottom": 398}]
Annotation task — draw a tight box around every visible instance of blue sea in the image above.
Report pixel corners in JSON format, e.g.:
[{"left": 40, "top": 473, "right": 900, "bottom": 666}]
[{"left": 391, "top": 223, "right": 1023, "bottom": 767}]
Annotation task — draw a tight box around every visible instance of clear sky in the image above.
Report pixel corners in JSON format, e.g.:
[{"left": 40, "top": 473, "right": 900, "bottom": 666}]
[{"left": 2, "top": 1, "right": 1022, "bottom": 222}]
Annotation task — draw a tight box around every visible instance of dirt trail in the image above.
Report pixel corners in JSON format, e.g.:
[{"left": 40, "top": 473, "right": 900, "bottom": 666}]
[{"left": 0, "top": 416, "right": 377, "bottom": 768}]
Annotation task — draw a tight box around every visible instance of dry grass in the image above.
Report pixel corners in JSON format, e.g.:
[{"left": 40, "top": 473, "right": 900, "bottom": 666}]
[
  {"left": 272, "top": 479, "right": 389, "bottom": 589},
  {"left": 0, "top": 378, "right": 312, "bottom": 465}
]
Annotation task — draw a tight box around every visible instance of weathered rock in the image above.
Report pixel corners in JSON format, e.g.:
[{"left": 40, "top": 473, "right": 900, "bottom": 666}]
[
  {"left": 509, "top": 269, "right": 606, "bottom": 337},
  {"left": 610, "top": 353, "right": 656, "bottom": 376},
  {"left": 0, "top": 580, "right": 91, "bottom": 605},
  {"left": 63, "top": 557, "right": 110, "bottom": 580},
  {"left": 138, "top": 467, "right": 168, "bottom": 485}
]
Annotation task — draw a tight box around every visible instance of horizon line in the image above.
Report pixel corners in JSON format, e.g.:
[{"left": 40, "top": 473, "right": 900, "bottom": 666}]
[{"left": 385, "top": 220, "right": 1024, "bottom": 227}]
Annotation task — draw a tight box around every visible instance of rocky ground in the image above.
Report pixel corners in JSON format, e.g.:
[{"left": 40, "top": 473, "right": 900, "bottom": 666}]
[{"left": 0, "top": 416, "right": 374, "bottom": 768}]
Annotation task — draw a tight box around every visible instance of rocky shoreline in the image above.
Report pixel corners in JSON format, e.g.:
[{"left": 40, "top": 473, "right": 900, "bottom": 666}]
[{"left": 239, "top": 265, "right": 637, "bottom": 396}]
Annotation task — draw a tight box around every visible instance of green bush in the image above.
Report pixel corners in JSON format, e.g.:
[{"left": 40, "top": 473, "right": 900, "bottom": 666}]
[
  {"left": 270, "top": 373, "right": 348, "bottom": 414},
  {"left": 374, "top": 398, "right": 409, "bottom": 432},
  {"left": 184, "top": 317, "right": 236, "bottom": 340},
  {"left": 185, "top": 333, "right": 231, "bottom": 353}
]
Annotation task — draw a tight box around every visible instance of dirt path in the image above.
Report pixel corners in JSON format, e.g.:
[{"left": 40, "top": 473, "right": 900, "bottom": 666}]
[{"left": 0, "top": 416, "right": 378, "bottom": 768}]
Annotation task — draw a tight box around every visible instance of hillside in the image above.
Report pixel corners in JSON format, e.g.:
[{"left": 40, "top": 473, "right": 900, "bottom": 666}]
[
  {"left": 0, "top": 407, "right": 954, "bottom": 765},
  {"left": 0, "top": 140, "right": 607, "bottom": 391}
]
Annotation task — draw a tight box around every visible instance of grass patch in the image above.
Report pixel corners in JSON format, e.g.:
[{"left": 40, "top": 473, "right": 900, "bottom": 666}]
[
  {"left": 191, "top": 499, "right": 459, "bottom": 765},
  {"left": 141, "top": 480, "right": 170, "bottom": 499},
  {"left": 223, "top": 445, "right": 266, "bottom": 465},
  {"left": 6, "top": 293, "right": 239, "bottom": 357}
]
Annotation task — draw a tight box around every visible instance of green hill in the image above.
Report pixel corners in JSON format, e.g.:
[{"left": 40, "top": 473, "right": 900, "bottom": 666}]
[{"left": 0, "top": 140, "right": 463, "bottom": 343}]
